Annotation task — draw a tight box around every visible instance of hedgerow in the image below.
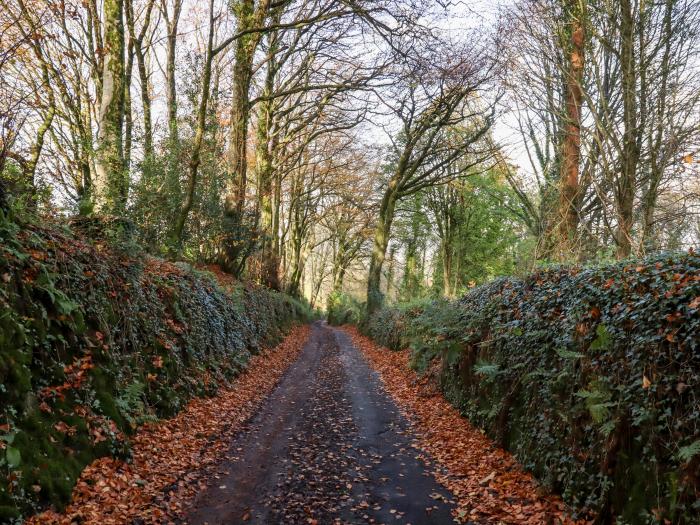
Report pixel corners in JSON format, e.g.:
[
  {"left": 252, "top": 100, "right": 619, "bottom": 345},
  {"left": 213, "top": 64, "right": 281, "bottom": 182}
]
[
  {"left": 362, "top": 252, "right": 700, "bottom": 524},
  {"left": 0, "top": 213, "right": 311, "bottom": 521}
]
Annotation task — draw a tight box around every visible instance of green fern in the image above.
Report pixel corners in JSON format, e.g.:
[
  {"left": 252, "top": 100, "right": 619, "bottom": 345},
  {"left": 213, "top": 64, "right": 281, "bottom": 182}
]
[
  {"left": 474, "top": 360, "right": 500, "bottom": 378},
  {"left": 577, "top": 381, "right": 614, "bottom": 424},
  {"left": 556, "top": 348, "right": 584, "bottom": 359},
  {"left": 116, "top": 381, "right": 146, "bottom": 423},
  {"left": 677, "top": 440, "right": 700, "bottom": 462}
]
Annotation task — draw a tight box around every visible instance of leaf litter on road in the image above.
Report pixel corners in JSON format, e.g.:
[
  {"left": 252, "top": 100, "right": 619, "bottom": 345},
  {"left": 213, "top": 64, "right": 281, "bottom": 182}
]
[
  {"left": 27, "top": 325, "right": 311, "bottom": 525},
  {"left": 343, "top": 326, "right": 592, "bottom": 525}
]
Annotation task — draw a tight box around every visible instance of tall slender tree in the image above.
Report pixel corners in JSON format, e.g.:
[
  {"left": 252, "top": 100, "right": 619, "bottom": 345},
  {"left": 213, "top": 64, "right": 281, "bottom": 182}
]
[{"left": 94, "top": 0, "right": 127, "bottom": 213}]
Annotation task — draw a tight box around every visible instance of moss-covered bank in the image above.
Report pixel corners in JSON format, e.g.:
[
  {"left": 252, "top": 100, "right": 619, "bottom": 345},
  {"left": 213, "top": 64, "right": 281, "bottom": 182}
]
[
  {"left": 361, "top": 252, "right": 700, "bottom": 524},
  {"left": 0, "top": 214, "right": 311, "bottom": 521}
]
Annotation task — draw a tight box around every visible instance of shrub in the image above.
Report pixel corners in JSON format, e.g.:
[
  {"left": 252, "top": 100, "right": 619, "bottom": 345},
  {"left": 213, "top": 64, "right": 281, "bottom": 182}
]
[
  {"left": 362, "top": 252, "right": 700, "bottom": 524},
  {"left": 0, "top": 214, "right": 311, "bottom": 520}
]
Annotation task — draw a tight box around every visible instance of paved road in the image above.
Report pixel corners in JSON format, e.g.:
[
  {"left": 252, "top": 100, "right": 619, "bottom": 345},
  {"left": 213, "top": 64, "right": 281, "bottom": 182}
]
[{"left": 185, "top": 322, "right": 456, "bottom": 525}]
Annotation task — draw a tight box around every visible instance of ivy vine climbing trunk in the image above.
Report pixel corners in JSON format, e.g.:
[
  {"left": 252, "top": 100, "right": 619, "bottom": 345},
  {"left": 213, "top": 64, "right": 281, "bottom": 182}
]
[
  {"left": 220, "top": 0, "right": 270, "bottom": 273},
  {"left": 94, "top": 0, "right": 127, "bottom": 214},
  {"left": 557, "top": 0, "right": 585, "bottom": 258},
  {"left": 255, "top": 10, "right": 282, "bottom": 289}
]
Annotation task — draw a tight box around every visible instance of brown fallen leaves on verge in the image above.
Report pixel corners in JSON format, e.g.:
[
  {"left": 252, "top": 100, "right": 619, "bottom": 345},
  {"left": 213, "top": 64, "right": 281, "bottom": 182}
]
[
  {"left": 27, "top": 325, "right": 311, "bottom": 525},
  {"left": 344, "top": 326, "right": 592, "bottom": 525}
]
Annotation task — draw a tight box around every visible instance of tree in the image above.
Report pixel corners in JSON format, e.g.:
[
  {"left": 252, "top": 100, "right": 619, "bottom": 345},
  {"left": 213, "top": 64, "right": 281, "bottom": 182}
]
[
  {"left": 170, "top": 0, "right": 218, "bottom": 248},
  {"left": 218, "top": 0, "right": 272, "bottom": 272},
  {"left": 94, "top": 0, "right": 128, "bottom": 213},
  {"left": 427, "top": 171, "right": 520, "bottom": 295},
  {"left": 557, "top": 0, "right": 586, "bottom": 256},
  {"left": 504, "top": 0, "right": 700, "bottom": 261},
  {"left": 366, "top": 44, "right": 498, "bottom": 313}
]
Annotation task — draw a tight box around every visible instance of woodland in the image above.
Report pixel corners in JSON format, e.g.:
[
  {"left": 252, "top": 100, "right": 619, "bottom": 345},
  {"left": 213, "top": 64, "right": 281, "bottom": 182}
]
[{"left": 1, "top": 0, "right": 699, "bottom": 523}]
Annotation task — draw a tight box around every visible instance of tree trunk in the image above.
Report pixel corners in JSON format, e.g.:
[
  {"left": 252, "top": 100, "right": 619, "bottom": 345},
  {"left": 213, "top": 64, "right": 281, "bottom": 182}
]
[
  {"left": 171, "top": 0, "right": 215, "bottom": 249},
  {"left": 639, "top": 0, "right": 673, "bottom": 253},
  {"left": 442, "top": 240, "right": 453, "bottom": 297},
  {"left": 331, "top": 237, "right": 348, "bottom": 293},
  {"left": 616, "top": 0, "right": 640, "bottom": 258},
  {"left": 123, "top": 16, "right": 134, "bottom": 173},
  {"left": 24, "top": 55, "right": 55, "bottom": 200},
  {"left": 219, "top": 0, "right": 270, "bottom": 273},
  {"left": 224, "top": 40, "right": 255, "bottom": 217},
  {"left": 94, "top": 0, "right": 126, "bottom": 214},
  {"left": 165, "top": 0, "right": 182, "bottom": 146},
  {"left": 558, "top": 0, "right": 585, "bottom": 258},
  {"left": 287, "top": 236, "right": 304, "bottom": 297},
  {"left": 127, "top": 0, "right": 155, "bottom": 160},
  {"left": 366, "top": 188, "right": 397, "bottom": 314},
  {"left": 222, "top": 0, "right": 270, "bottom": 216},
  {"left": 135, "top": 45, "right": 153, "bottom": 158},
  {"left": 385, "top": 244, "right": 398, "bottom": 302},
  {"left": 255, "top": 22, "right": 280, "bottom": 289}
]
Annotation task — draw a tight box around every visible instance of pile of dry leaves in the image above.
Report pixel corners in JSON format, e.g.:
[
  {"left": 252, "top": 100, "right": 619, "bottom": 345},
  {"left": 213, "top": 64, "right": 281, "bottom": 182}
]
[
  {"left": 27, "top": 325, "right": 311, "bottom": 525},
  {"left": 344, "top": 326, "right": 591, "bottom": 525}
]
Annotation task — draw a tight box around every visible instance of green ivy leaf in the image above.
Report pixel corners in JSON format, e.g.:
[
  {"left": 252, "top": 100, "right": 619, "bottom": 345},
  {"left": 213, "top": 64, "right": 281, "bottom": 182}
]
[{"left": 6, "top": 446, "right": 21, "bottom": 468}]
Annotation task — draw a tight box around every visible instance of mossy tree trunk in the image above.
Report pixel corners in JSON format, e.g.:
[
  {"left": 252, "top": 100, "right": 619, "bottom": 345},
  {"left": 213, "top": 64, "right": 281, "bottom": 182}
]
[
  {"left": 366, "top": 183, "right": 398, "bottom": 314},
  {"left": 94, "top": 0, "right": 127, "bottom": 214},
  {"left": 255, "top": 10, "right": 282, "bottom": 289},
  {"left": 220, "top": 0, "right": 270, "bottom": 273},
  {"left": 557, "top": 0, "right": 586, "bottom": 259}
]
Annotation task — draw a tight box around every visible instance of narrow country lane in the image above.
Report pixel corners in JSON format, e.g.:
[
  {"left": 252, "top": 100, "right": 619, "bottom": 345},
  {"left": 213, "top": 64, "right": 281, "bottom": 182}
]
[{"left": 185, "top": 321, "right": 457, "bottom": 525}]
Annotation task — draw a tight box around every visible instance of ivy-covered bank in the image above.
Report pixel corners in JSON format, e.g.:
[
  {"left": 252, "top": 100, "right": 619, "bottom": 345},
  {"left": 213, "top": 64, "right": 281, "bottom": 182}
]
[
  {"left": 0, "top": 215, "right": 311, "bottom": 520},
  {"left": 361, "top": 252, "right": 700, "bottom": 524}
]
